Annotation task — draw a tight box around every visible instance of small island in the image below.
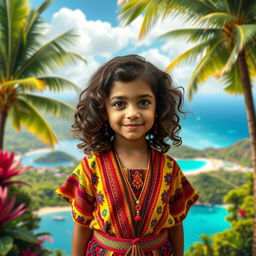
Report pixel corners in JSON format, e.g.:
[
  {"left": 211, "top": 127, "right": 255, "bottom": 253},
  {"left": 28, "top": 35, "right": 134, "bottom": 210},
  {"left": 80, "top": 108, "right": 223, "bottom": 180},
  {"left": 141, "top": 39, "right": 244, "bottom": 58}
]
[{"left": 34, "top": 151, "right": 77, "bottom": 164}]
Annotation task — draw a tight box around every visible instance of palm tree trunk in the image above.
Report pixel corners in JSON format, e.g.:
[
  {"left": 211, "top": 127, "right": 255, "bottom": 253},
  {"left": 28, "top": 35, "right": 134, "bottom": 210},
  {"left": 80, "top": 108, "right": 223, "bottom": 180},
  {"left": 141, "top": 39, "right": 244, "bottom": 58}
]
[
  {"left": 237, "top": 49, "right": 256, "bottom": 256},
  {"left": 0, "top": 109, "right": 7, "bottom": 149}
]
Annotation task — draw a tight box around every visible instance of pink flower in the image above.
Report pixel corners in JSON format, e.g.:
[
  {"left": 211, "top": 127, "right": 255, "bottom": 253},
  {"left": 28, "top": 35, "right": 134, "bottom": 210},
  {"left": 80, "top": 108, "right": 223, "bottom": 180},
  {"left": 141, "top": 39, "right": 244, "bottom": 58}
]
[
  {"left": 38, "top": 235, "right": 54, "bottom": 243},
  {"left": 0, "top": 150, "right": 30, "bottom": 187},
  {"left": 0, "top": 187, "right": 28, "bottom": 228}
]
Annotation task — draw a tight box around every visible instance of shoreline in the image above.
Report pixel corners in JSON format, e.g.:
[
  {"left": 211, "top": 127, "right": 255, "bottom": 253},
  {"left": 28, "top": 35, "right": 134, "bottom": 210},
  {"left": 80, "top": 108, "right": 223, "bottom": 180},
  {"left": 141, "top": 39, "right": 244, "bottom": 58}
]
[
  {"left": 182, "top": 158, "right": 224, "bottom": 175},
  {"left": 25, "top": 147, "right": 52, "bottom": 156},
  {"left": 35, "top": 203, "right": 231, "bottom": 216},
  {"left": 34, "top": 206, "right": 71, "bottom": 216}
]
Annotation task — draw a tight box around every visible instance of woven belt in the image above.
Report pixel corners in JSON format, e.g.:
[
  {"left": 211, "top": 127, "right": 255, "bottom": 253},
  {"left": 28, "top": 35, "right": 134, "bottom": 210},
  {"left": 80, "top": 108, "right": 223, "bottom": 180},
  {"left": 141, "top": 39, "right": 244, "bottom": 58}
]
[{"left": 93, "top": 229, "right": 168, "bottom": 256}]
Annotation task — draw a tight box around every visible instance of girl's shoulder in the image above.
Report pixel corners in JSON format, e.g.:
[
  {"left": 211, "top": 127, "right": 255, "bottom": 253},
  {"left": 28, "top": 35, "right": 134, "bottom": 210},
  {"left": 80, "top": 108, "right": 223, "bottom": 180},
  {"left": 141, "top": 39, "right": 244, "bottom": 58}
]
[{"left": 80, "top": 152, "right": 100, "bottom": 167}]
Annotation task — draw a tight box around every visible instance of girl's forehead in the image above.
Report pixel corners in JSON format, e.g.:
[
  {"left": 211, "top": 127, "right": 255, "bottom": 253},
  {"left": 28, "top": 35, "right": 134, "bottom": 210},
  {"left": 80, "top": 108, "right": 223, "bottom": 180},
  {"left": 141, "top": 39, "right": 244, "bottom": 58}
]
[{"left": 108, "top": 79, "right": 155, "bottom": 98}]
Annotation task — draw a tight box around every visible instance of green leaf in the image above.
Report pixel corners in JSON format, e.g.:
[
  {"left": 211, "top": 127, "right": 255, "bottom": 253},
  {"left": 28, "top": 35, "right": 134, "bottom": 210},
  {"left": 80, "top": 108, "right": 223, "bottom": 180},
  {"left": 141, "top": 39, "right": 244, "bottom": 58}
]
[
  {"left": 160, "top": 28, "right": 220, "bottom": 43},
  {"left": 19, "top": 93, "right": 75, "bottom": 119},
  {"left": 35, "top": 232, "right": 51, "bottom": 237},
  {"left": 0, "top": 236, "right": 13, "bottom": 256},
  {"left": 15, "top": 29, "right": 80, "bottom": 77},
  {"left": 39, "top": 76, "right": 82, "bottom": 93},
  {"left": 187, "top": 39, "right": 224, "bottom": 100},
  {"left": 9, "top": 99, "right": 58, "bottom": 147},
  {"left": 2, "top": 77, "right": 46, "bottom": 91},
  {"left": 195, "top": 12, "right": 233, "bottom": 27},
  {"left": 223, "top": 24, "right": 256, "bottom": 73},
  {"left": 4, "top": 228, "right": 38, "bottom": 243},
  {"left": 221, "top": 64, "right": 244, "bottom": 94},
  {"left": 165, "top": 37, "right": 219, "bottom": 71}
]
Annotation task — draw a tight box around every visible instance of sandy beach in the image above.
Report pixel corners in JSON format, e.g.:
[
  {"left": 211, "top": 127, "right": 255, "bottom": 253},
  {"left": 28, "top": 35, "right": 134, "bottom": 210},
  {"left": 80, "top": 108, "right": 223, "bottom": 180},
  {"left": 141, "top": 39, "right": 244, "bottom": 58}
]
[
  {"left": 182, "top": 158, "right": 225, "bottom": 175},
  {"left": 35, "top": 206, "right": 71, "bottom": 216},
  {"left": 25, "top": 147, "right": 52, "bottom": 156}
]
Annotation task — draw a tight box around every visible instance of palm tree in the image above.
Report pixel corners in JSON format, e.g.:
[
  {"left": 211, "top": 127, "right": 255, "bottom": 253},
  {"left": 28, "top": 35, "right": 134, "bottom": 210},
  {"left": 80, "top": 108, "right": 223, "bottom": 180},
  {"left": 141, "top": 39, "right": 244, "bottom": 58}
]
[
  {"left": 118, "top": 0, "right": 256, "bottom": 254},
  {"left": 0, "top": 0, "right": 85, "bottom": 149}
]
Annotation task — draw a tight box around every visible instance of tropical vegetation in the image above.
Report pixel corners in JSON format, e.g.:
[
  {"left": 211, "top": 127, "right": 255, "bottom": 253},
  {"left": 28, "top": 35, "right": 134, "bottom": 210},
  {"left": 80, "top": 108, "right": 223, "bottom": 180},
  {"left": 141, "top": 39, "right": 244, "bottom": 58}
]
[
  {"left": 0, "top": 150, "right": 65, "bottom": 256},
  {"left": 118, "top": 0, "right": 256, "bottom": 254},
  {"left": 185, "top": 173, "right": 253, "bottom": 256},
  {"left": 0, "top": 0, "right": 85, "bottom": 150}
]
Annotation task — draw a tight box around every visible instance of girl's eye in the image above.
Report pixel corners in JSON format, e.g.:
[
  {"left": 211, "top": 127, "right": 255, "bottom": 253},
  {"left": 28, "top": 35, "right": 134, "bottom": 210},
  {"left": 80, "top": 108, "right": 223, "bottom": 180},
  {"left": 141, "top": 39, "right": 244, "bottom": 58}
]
[
  {"left": 138, "top": 100, "right": 150, "bottom": 107},
  {"left": 112, "top": 102, "right": 125, "bottom": 108}
]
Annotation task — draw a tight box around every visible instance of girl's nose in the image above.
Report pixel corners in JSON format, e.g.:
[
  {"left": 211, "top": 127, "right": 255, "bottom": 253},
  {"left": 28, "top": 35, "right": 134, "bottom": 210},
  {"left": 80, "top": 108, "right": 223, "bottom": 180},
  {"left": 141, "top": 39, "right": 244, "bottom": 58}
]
[{"left": 126, "top": 106, "right": 139, "bottom": 119}]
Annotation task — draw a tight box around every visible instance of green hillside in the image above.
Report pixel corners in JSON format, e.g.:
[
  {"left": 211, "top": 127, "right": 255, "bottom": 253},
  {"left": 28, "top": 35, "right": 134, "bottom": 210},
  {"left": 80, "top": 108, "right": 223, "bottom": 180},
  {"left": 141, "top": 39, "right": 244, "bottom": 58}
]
[
  {"left": 169, "top": 139, "right": 251, "bottom": 167},
  {"left": 34, "top": 151, "right": 77, "bottom": 163}
]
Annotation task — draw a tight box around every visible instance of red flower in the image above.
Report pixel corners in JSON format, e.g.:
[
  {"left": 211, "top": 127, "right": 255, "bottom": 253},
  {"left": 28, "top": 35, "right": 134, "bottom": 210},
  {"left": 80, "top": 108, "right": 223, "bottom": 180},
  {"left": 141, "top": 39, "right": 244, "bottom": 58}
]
[
  {"left": 0, "top": 187, "right": 28, "bottom": 228},
  {"left": 0, "top": 150, "right": 30, "bottom": 187},
  {"left": 237, "top": 208, "right": 246, "bottom": 218},
  {"left": 18, "top": 249, "right": 37, "bottom": 256}
]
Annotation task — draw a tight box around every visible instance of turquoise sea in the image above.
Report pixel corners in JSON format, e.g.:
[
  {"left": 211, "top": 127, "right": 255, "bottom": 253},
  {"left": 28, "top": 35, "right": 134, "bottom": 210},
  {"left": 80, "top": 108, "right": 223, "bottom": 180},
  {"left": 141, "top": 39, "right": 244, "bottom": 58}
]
[
  {"left": 21, "top": 140, "right": 207, "bottom": 171},
  {"left": 37, "top": 206, "right": 230, "bottom": 254}
]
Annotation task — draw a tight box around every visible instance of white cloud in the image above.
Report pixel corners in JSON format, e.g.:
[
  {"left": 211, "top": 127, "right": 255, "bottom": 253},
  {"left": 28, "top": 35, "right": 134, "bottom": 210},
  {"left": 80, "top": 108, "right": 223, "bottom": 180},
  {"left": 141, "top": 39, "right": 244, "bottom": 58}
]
[
  {"left": 140, "top": 48, "right": 171, "bottom": 69},
  {"left": 46, "top": 8, "right": 140, "bottom": 58}
]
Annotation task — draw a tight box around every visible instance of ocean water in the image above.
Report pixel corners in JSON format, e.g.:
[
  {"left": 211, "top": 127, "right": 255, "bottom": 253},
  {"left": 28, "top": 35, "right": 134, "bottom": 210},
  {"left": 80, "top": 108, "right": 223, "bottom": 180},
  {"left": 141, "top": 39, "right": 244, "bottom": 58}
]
[
  {"left": 181, "top": 94, "right": 251, "bottom": 149},
  {"left": 21, "top": 141, "right": 207, "bottom": 172},
  {"left": 37, "top": 206, "right": 230, "bottom": 255}
]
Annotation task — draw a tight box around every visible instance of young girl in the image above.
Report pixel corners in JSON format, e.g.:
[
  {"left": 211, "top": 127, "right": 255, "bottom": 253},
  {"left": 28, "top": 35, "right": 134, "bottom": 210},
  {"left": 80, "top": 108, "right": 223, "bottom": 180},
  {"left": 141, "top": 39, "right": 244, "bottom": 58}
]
[{"left": 56, "top": 55, "right": 199, "bottom": 256}]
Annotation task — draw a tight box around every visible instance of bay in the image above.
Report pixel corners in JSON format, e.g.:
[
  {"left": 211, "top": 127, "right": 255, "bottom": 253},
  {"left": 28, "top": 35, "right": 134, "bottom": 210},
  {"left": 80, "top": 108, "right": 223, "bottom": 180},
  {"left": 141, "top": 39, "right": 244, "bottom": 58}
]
[{"left": 37, "top": 205, "right": 230, "bottom": 254}]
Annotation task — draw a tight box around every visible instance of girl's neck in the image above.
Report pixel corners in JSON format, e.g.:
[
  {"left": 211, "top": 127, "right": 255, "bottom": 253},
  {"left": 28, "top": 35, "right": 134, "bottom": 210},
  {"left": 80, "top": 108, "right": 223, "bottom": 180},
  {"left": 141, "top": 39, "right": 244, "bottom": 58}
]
[
  {"left": 113, "top": 137, "right": 148, "bottom": 155},
  {"left": 113, "top": 137, "right": 149, "bottom": 169}
]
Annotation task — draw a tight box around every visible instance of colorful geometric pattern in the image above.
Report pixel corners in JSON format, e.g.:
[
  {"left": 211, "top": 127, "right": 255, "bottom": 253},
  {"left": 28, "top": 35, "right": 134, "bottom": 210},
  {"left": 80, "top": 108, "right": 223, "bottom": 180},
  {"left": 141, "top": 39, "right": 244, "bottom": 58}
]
[{"left": 56, "top": 149, "right": 199, "bottom": 254}]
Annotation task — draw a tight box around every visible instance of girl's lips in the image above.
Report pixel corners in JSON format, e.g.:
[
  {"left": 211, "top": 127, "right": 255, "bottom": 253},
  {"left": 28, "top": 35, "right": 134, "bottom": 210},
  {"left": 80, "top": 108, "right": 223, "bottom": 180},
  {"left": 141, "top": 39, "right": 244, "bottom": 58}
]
[
  {"left": 124, "top": 124, "right": 143, "bottom": 130},
  {"left": 124, "top": 124, "right": 143, "bottom": 127}
]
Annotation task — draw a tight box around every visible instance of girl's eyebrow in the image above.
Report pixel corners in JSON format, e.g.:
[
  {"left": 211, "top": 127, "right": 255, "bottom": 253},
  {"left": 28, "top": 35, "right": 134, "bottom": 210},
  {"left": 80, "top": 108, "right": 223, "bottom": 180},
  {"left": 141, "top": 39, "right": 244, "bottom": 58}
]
[{"left": 110, "top": 94, "right": 153, "bottom": 101}]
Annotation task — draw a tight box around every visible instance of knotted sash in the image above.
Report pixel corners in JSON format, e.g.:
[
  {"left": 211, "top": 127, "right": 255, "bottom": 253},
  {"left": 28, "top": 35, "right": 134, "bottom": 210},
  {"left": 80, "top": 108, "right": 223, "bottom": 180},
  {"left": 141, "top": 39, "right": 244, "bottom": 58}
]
[{"left": 93, "top": 229, "right": 168, "bottom": 255}]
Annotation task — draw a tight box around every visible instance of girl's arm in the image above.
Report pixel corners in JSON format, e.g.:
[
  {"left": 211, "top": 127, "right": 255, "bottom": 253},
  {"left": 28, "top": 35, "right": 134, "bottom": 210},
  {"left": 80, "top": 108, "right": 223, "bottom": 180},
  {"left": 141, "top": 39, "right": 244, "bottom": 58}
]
[
  {"left": 72, "top": 222, "right": 93, "bottom": 256},
  {"left": 168, "top": 223, "right": 184, "bottom": 256}
]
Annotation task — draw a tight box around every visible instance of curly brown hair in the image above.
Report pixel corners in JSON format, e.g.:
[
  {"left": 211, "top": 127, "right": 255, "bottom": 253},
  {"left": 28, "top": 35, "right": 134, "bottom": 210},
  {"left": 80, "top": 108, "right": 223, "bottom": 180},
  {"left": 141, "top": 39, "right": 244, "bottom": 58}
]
[{"left": 72, "top": 54, "right": 184, "bottom": 153}]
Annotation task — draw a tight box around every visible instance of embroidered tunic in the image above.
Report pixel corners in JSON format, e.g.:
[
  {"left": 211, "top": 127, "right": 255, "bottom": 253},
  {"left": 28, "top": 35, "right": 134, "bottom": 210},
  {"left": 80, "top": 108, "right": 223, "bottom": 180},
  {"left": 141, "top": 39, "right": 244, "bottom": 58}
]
[{"left": 56, "top": 149, "right": 199, "bottom": 254}]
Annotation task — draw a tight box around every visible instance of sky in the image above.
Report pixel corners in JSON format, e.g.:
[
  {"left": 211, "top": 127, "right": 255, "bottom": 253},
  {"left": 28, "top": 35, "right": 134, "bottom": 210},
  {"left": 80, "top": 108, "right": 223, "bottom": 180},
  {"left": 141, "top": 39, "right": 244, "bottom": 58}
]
[
  {"left": 30, "top": 0, "right": 236, "bottom": 98},
  {"left": 29, "top": 0, "right": 252, "bottom": 149}
]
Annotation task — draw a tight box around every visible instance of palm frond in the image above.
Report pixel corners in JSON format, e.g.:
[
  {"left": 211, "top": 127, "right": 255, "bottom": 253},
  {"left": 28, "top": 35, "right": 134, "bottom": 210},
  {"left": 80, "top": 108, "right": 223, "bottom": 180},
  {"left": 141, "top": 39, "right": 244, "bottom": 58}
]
[
  {"left": 119, "top": 0, "right": 218, "bottom": 38},
  {"left": 160, "top": 28, "right": 220, "bottom": 43},
  {"left": 196, "top": 46, "right": 228, "bottom": 83},
  {"left": 195, "top": 12, "right": 233, "bottom": 27},
  {"left": 2, "top": 77, "right": 46, "bottom": 91},
  {"left": 8, "top": 99, "right": 58, "bottom": 147},
  {"left": 187, "top": 39, "right": 224, "bottom": 100},
  {"left": 24, "top": 51, "right": 86, "bottom": 78},
  {"left": 119, "top": 0, "right": 149, "bottom": 25},
  {"left": 223, "top": 24, "right": 256, "bottom": 73},
  {"left": 13, "top": 14, "right": 44, "bottom": 74},
  {"left": 165, "top": 37, "right": 220, "bottom": 71},
  {"left": 19, "top": 93, "right": 75, "bottom": 119},
  {"left": 221, "top": 64, "right": 244, "bottom": 94},
  {"left": 3, "top": 0, "right": 30, "bottom": 78},
  {"left": 39, "top": 76, "right": 82, "bottom": 94},
  {"left": 139, "top": 1, "right": 164, "bottom": 39},
  {"left": 14, "top": 29, "right": 80, "bottom": 78}
]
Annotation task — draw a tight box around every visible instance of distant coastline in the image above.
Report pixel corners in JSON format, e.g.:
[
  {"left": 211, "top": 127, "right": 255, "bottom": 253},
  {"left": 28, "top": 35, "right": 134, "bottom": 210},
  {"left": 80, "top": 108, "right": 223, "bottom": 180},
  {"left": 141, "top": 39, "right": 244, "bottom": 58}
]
[
  {"left": 25, "top": 147, "right": 52, "bottom": 156},
  {"left": 35, "top": 203, "right": 232, "bottom": 216},
  {"left": 35, "top": 206, "right": 71, "bottom": 216}
]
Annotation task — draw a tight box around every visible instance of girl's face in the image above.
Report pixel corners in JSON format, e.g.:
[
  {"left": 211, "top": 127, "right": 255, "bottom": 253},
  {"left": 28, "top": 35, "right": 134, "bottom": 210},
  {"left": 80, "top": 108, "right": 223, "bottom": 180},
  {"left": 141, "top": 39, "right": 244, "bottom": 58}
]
[{"left": 105, "top": 79, "right": 156, "bottom": 144}]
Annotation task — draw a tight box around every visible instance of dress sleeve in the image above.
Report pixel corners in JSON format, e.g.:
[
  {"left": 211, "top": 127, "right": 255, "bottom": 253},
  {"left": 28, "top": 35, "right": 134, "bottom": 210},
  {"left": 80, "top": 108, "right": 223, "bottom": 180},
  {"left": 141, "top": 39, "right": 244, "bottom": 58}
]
[
  {"left": 169, "top": 160, "right": 199, "bottom": 225},
  {"left": 55, "top": 157, "right": 95, "bottom": 227}
]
